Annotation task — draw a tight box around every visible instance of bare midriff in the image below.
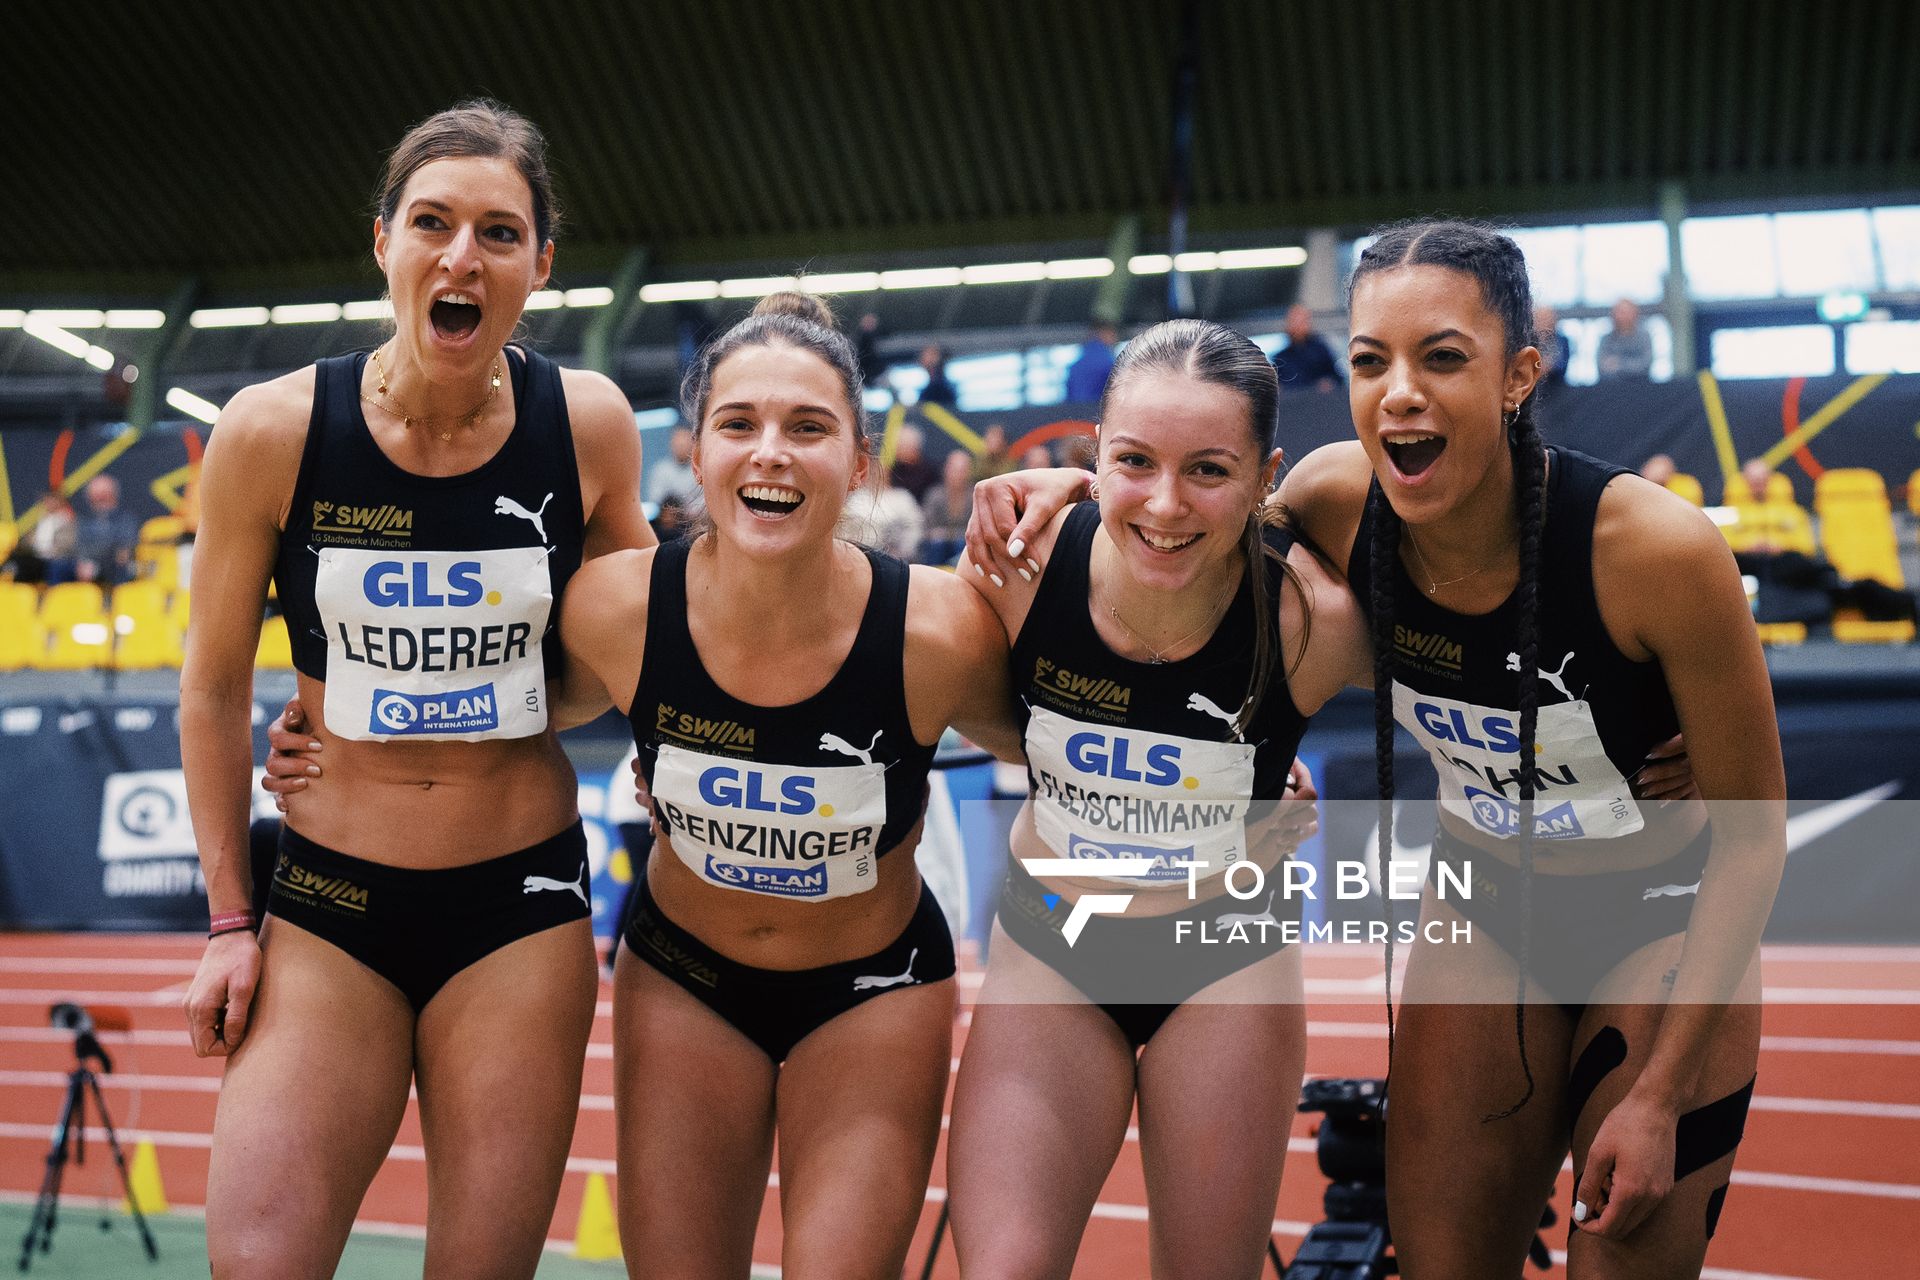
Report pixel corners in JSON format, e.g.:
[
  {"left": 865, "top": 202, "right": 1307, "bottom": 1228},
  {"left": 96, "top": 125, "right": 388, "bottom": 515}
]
[{"left": 276, "top": 669, "right": 579, "bottom": 866}]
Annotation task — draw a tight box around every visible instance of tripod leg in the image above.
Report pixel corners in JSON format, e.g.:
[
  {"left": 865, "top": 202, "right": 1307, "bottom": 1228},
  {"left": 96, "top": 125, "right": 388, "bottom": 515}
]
[
  {"left": 916, "top": 1200, "right": 950, "bottom": 1280},
  {"left": 82, "top": 1072, "right": 158, "bottom": 1261},
  {"left": 1268, "top": 1236, "right": 1285, "bottom": 1275},
  {"left": 18, "top": 1073, "right": 83, "bottom": 1271}
]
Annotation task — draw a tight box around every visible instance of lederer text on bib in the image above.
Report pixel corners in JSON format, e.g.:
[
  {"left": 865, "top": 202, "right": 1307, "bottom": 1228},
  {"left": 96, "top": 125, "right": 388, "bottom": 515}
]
[
  {"left": 650, "top": 744, "right": 889, "bottom": 900},
  {"left": 314, "top": 546, "right": 552, "bottom": 742},
  {"left": 1392, "top": 683, "right": 1643, "bottom": 840},
  {"left": 1024, "top": 704, "right": 1257, "bottom": 883}
]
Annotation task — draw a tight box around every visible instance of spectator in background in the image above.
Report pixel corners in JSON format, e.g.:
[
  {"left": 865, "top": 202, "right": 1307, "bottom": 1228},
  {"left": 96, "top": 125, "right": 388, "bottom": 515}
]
[
  {"left": 1736, "top": 457, "right": 1777, "bottom": 505},
  {"left": 1270, "top": 303, "right": 1342, "bottom": 392},
  {"left": 6, "top": 490, "right": 77, "bottom": 584},
  {"left": 920, "top": 449, "right": 976, "bottom": 566},
  {"left": 839, "top": 479, "right": 925, "bottom": 561},
  {"left": 973, "top": 424, "right": 1015, "bottom": 482},
  {"left": 1639, "top": 453, "right": 1678, "bottom": 489},
  {"left": 1534, "top": 305, "right": 1571, "bottom": 389},
  {"left": 652, "top": 495, "right": 690, "bottom": 544},
  {"left": 1065, "top": 322, "right": 1119, "bottom": 403},
  {"left": 1596, "top": 298, "right": 1654, "bottom": 381},
  {"left": 886, "top": 426, "right": 940, "bottom": 500},
  {"left": 1019, "top": 444, "right": 1054, "bottom": 471},
  {"left": 855, "top": 312, "right": 889, "bottom": 387},
  {"left": 72, "top": 475, "right": 140, "bottom": 586},
  {"left": 1061, "top": 432, "right": 1098, "bottom": 471},
  {"left": 644, "top": 426, "right": 701, "bottom": 512},
  {"left": 918, "top": 344, "right": 957, "bottom": 407}
]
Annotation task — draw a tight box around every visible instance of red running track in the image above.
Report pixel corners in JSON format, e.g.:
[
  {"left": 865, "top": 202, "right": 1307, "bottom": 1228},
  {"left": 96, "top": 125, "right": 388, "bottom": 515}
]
[{"left": 0, "top": 935, "right": 1912, "bottom": 1277}]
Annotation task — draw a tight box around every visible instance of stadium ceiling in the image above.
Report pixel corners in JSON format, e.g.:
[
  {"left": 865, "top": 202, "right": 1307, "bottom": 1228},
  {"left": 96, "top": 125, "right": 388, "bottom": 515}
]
[{"left": 7, "top": 0, "right": 1918, "bottom": 297}]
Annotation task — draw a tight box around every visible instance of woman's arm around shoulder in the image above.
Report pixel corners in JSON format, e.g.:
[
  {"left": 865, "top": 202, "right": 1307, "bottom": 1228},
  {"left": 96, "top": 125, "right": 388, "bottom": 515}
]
[
  {"left": 1279, "top": 537, "right": 1373, "bottom": 714},
  {"left": 904, "top": 564, "right": 1021, "bottom": 762},
  {"left": 560, "top": 366, "right": 657, "bottom": 559},
  {"left": 1273, "top": 440, "right": 1373, "bottom": 568},
  {"left": 556, "top": 545, "right": 657, "bottom": 724}
]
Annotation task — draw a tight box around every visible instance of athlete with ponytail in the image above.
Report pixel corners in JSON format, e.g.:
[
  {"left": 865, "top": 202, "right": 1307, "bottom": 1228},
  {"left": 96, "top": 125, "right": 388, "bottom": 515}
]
[
  {"left": 947, "top": 320, "right": 1367, "bottom": 1278},
  {"left": 556, "top": 291, "right": 1016, "bottom": 1279},
  {"left": 967, "top": 221, "right": 1772, "bottom": 1276}
]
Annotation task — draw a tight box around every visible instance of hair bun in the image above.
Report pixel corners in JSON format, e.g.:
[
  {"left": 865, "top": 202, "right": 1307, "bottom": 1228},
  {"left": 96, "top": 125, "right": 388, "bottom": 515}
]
[{"left": 752, "top": 290, "right": 837, "bottom": 330}]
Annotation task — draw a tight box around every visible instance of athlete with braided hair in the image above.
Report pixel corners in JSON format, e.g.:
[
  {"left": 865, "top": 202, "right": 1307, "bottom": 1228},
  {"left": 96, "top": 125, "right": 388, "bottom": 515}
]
[
  {"left": 1284, "top": 220, "right": 1781, "bottom": 1276},
  {"left": 966, "top": 222, "right": 1774, "bottom": 1276}
]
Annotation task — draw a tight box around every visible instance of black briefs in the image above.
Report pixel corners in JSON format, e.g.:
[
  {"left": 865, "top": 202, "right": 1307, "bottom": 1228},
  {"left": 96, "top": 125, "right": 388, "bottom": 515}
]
[
  {"left": 268, "top": 821, "right": 592, "bottom": 1012},
  {"left": 996, "top": 859, "right": 1298, "bottom": 1051},
  {"left": 621, "top": 864, "right": 956, "bottom": 1063},
  {"left": 1428, "top": 825, "right": 1712, "bottom": 1010}
]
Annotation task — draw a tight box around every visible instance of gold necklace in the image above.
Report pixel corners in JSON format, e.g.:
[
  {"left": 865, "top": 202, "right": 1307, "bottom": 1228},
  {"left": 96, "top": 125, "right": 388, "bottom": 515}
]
[
  {"left": 364, "top": 348, "right": 502, "bottom": 442},
  {"left": 1102, "top": 575, "right": 1238, "bottom": 665},
  {"left": 1403, "top": 525, "right": 1510, "bottom": 595}
]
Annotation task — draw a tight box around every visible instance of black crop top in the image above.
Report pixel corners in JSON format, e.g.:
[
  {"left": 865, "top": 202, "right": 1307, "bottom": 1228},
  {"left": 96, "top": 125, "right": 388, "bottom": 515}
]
[
  {"left": 1010, "top": 502, "right": 1311, "bottom": 883},
  {"left": 1348, "top": 445, "right": 1680, "bottom": 843},
  {"left": 629, "top": 539, "right": 938, "bottom": 901},
  {"left": 272, "top": 348, "right": 584, "bottom": 742}
]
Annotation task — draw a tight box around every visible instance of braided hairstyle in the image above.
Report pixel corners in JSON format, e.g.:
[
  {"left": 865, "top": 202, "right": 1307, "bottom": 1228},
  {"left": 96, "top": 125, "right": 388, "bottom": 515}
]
[{"left": 1348, "top": 220, "right": 1548, "bottom": 1117}]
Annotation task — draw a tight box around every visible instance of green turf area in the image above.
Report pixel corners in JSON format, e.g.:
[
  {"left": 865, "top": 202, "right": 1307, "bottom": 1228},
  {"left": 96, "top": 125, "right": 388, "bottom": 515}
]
[{"left": 0, "top": 1202, "right": 636, "bottom": 1278}]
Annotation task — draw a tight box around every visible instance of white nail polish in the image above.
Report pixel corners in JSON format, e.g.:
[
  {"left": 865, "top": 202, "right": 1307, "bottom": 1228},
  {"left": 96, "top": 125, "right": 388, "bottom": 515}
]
[
  {"left": 1007, "top": 538, "right": 1026, "bottom": 559},
  {"left": 989, "top": 574, "right": 1005, "bottom": 588},
  {"left": 1026, "top": 558, "right": 1041, "bottom": 574},
  {"left": 1572, "top": 1200, "right": 1588, "bottom": 1223},
  {"left": 1017, "top": 568, "right": 1032, "bottom": 582},
  {"left": 974, "top": 563, "right": 986, "bottom": 577}
]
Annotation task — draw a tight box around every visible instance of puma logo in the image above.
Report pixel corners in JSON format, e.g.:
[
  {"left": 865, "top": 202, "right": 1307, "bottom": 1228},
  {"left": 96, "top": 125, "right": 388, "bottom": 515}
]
[
  {"left": 1213, "top": 890, "right": 1280, "bottom": 930},
  {"left": 819, "top": 730, "right": 883, "bottom": 766},
  {"left": 1507, "top": 650, "right": 1579, "bottom": 702},
  {"left": 852, "top": 948, "right": 919, "bottom": 992},
  {"left": 1642, "top": 880, "right": 1701, "bottom": 901},
  {"left": 495, "top": 492, "right": 554, "bottom": 544},
  {"left": 523, "top": 865, "right": 587, "bottom": 906},
  {"left": 1186, "top": 691, "right": 1240, "bottom": 728}
]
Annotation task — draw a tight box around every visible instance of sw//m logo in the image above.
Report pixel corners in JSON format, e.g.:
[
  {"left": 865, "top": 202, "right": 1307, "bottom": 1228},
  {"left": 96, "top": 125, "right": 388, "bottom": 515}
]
[
  {"left": 495, "top": 493, "right": 554, "bottom": 544},
  {"left": 1019, "top": 858, "right": 1153, "bottom": 945}
]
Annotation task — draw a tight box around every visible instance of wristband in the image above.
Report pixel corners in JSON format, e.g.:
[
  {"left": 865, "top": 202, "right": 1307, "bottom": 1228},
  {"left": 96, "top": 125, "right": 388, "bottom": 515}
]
[{"left": 209, "top": 910, "right": 257, "bottom": 938}]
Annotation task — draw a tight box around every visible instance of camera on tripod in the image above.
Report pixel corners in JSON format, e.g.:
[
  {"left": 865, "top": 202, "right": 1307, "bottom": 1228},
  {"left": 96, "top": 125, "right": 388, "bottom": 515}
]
[
  {"left": 49, "top": 1001, "right": 114, "bottom": 1072},
  {"left": 1282, "top": 1077, "right": 1391, "bottom": 1280}
]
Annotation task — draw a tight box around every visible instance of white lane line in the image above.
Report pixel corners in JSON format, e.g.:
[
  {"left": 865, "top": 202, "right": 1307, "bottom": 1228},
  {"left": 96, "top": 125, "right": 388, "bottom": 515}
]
[
  {"left": 1542, "top": 1250, "right": 1820, "bottom": 1280},
  {"left": 0, "top": 989, "right": 181, "bottom": 1008},
  {"left": 1733, "top": 1169, "right": 1920, "bottom": 1200},
  {"left": 1751, "top": 1095, "right": 1920, "bottom": 1120},
  {"left": 1762, "top": 988, "right": 1920, "bottom": 1003},
  {"left": 1759, "top": 1034, "right": 1920, "bottom": 1055},
  {"left": 0, "top": 1027, "right": 193, "bottom": 1047}
]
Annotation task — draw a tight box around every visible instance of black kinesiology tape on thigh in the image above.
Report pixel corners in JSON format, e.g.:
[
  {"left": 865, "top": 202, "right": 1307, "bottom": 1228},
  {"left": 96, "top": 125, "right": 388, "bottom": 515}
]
[
  {"left": 1703, "top": 1183, "right": 1730, "bottom": 1240},
  {"left": 1674, "top": 1076, "right": 1756, "bottom": 1181},
  {"left": 1565, "top": 1025, "right": 1628, "bottom": 1134}
]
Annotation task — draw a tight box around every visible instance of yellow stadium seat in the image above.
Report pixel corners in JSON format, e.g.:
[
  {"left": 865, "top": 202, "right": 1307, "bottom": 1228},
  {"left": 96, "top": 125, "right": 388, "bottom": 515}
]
[
  {"left": 0, "top": 584, "right": 45, "bottom": 669},
  {"left": 113, "top": 581, "right": 184, "bottom": 670},
  {"left": 136, "top": 542, "right": 180, "bottom": 595},
  {"left": 1814, "top": 468, "right": 1888, "bottom": 511},
  {"left": 1821, "top": 503, "right": 1906, "bottom": 589},
  {"left": 1908, "top": 469, "right": 1920, "bottom": 518},
  {"left": 138, "top": 515, "right": 186, "bottom": 544},
  {"left": 255, "top": 614, "right": 294, "bottom": 670},
  {"left": 1753, "top": 622, "right": 1807, "bottom": 646},
  {"left": 1665, "top": 474, "right": 1704, "bottom": 506},
  {"left": 1834, "top": 618, "right": 1916, "bottom": 643},
  {"left": 1723, "top": 471, "right": 1795, "bottom": 505},
  {"left": 169, "top": 588, "right": 191, "bottom": 635},
  {"left": 40, "top": 583, "right": 115, "bottom": 669},
  {"left": 1720, "top": 502, "right": 1816, "bottom": 557}
]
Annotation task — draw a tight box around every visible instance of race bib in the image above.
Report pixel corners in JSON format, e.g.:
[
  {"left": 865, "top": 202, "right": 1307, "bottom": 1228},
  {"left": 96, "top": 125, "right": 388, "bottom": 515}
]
[
  {"left": 314, "top": 546, "right": 552, "bottom": 743},
  {"left": 650, "top": 744, "right": 887, "bottom": 900},
  {"left": 1024, "top": 704, "right": 1257, "bottom": 883},
  {"left": 1392, "top": 683, "right": 1643, "bottom": 841}
]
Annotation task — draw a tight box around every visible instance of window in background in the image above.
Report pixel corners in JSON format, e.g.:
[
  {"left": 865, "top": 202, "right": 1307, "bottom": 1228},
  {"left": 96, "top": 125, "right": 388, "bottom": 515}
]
[
  {"left": 1776, "top": 210, "right": 1879, "bottom": 296},
  {"left": 1023, "top": 344, "right": 1079, "bottom": 408},
  {"left": 1710, "top": 325, "right": 1837, "bottom": 379},
  {"left": 1560, "top": 314, "right": 1674, "bottom": 385},
  {"left": 1873, "top": 207, "right": 1920, "bottom": 291},
  {"left": 950, "top": 351, "right": 1025, "bottom": 413},
  {"left": 1845, "top": 320, "right": 1920, "bottom": 375},
  {"left": 1581, "top": 221, "right": 1669, "bottom": 306},
  {"left": 1508, "top": 226, "right": 1583, "bottom": 309},
  {"left": 1681, "top": 216, "right": 1780, "bottom": 300}
]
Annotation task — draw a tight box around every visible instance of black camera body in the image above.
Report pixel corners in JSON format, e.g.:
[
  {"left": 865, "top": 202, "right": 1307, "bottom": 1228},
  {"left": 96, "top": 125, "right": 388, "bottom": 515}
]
[{"left": 47, "top": 1003, "right": 109, "bottom": 1072}]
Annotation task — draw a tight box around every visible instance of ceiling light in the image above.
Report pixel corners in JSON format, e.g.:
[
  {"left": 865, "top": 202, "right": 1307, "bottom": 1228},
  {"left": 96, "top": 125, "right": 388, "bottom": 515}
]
[
  {"left": 271, "top": 303, "right": 343, "bottom": 324},
  {"left": 1217, "top": 247, "right": 1307, "bottom": 269},
  {"left": 640, "top": 281, "right": 721, "bottom": 303},
  {"left": 564, "top": 287, "right": 616, "bottom": 307},
  {"left": 719, "top": 276, "right": 799, "bottom": 298},
  {"left": 0, "top": 310, "right": 23, "bottom": 327},
  {"left": 22, "top": 317, "right": 93, "bottom": 360},
  {"left": 190, "top": 307, "right": 270, "bottom": 328},
  {"left": 1046, "top": 258, "right": 1115, "bottom": 279},
  {"left": 1173, "top": 252, "right": 1219, "bottom": 272},
  {"left": 29, "top": 309, "right": 105, "bottom": 328},
  {"left": 1128, "top": 255, "right": 1173, "bottom": 274},
  {"left": 106, "top": 310, "right": 167, "bottom": 328},
  {"left": 961, "top": 262, "right": 1047, "bottom": 285},
  {"left": 881, "top": 267, "right": 964, "bottom": 290},
  {"left": 342, "top": 299, "right": 394, "bottom": 321},
  {"left": 166, "top": 387, "right": 222, "bottom": 424},
  {"left": 85, "top": 346, "right": 115, "bottom": 371},
  {"left": 802, "top": 272, "right": 881, "bottom": 293},
  {"left": 524, "top": 291, "right": 564, "bottom": 310}
]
